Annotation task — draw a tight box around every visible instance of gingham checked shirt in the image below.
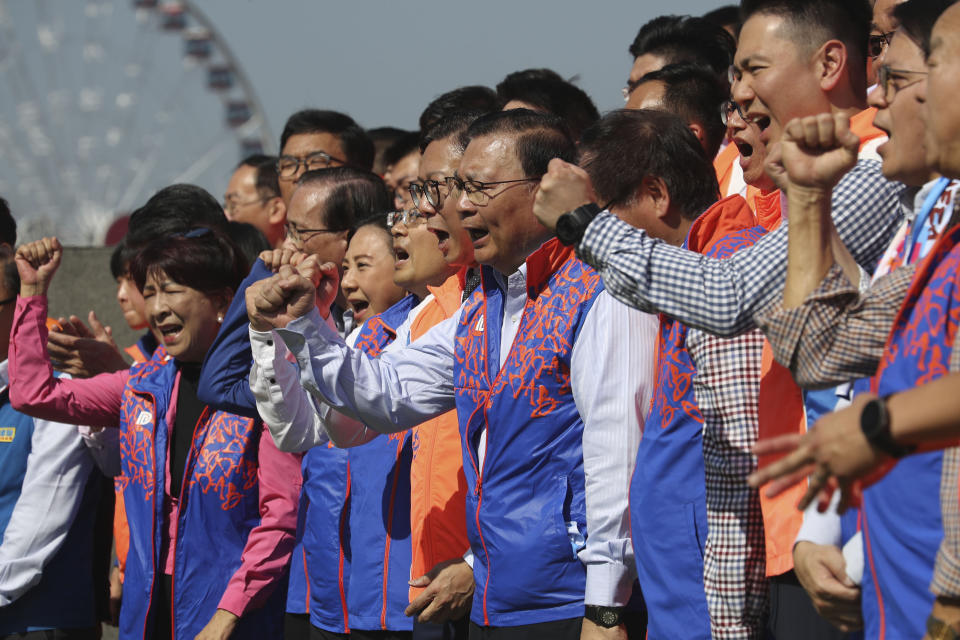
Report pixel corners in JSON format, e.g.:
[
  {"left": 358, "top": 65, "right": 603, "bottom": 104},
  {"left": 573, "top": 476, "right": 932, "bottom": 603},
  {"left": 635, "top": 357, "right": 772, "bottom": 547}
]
[{"left": 577, "top": 159, "right": 906, "bottom": 338}]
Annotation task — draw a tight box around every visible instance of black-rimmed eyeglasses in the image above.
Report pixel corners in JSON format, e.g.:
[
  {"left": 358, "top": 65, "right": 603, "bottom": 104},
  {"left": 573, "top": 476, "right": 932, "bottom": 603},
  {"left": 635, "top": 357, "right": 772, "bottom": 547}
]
[
  {"left": 720, "top": 100, "right": 748, "bottom": 127},
  {"left": 446, "top": 175, "right": 541, "bottom": 207},
  {"left": 277, "top": 151, "right": 348, "bottom": 180},
  {"left": 876, "top": 65, "right": 928, "bottom": 102}
]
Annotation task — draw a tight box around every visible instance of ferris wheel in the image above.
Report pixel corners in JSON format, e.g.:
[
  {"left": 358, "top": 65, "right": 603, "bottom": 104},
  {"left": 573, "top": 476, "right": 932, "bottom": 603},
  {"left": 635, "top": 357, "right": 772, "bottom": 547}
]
[{"left": 0, "top": 0, "right": 273, "bottom": 245}]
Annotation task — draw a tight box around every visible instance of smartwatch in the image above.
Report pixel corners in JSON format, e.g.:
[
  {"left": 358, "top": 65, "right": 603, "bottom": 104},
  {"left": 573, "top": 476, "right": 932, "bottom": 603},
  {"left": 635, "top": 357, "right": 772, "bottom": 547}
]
[
  {"left": 859, "top": 396, "right": 915, "bottom": 459},
  {"left": 556, "top": 203, "right": 602, "bottom": 246},
  {"left": 584, "top": 605, "right": 624, "bottom": 628}
]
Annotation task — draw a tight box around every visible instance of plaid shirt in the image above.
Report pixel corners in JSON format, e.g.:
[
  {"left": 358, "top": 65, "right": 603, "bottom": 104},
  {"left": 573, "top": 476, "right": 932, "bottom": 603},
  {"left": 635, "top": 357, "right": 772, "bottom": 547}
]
[
  {"left": 687, "top": 327, "right": 768, "bottom": 639},
  {"left": 578, "top": 159, "right": 906, "bottom": 338},
  {"left": 754, "top": 263, "right": 915, "bottom": 389},
  {"left": 752, "top": 261, "right": 960, "bottom": 598}
]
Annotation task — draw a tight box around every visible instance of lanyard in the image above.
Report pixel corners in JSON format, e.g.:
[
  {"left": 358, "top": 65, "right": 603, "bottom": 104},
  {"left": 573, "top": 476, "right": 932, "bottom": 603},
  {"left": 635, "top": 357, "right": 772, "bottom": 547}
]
[{"left": 905, "top": 177, "right": 952, "bottom": 263}]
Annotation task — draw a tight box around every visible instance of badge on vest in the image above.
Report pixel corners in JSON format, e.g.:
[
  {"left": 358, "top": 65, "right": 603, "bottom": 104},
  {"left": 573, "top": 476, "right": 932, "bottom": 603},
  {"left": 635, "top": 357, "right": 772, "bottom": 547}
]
[
  {"left": 0, "top": 427, "right": 14, "bottom": 442},
  {"left": 136, "top": 411, "right": 153, "bottom": 426}
]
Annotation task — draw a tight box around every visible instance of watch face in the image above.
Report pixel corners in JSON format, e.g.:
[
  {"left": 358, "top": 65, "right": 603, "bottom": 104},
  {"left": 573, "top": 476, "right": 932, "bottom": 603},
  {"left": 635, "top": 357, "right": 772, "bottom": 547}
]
[{"left": 600, "top": 610, "right": 618, "bottom": 626}]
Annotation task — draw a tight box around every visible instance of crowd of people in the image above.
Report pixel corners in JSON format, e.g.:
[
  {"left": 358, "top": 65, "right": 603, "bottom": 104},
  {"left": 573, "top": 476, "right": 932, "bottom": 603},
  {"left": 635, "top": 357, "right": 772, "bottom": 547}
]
[{"left": 1, "top": 0, "right": 958, "bottom": 638}]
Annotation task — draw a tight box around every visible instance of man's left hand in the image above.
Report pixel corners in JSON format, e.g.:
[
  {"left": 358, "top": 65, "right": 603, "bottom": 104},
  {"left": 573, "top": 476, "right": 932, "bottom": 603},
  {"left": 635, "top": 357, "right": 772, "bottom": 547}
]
[
  {"left": 534, "top": 159, "right": 597, "bottom": 232},
  {"left": 405, "top": 558, "right": 474, "bottom": 623},
  {"left": 194, "top": 609, "right": 238, "bottom": 640}
]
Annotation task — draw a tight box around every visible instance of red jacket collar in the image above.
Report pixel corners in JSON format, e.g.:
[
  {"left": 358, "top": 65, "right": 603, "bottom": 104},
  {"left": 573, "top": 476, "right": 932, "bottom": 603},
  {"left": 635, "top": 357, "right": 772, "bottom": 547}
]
[{"left": 525, "top": 238, "right": 575, "bottom": 298}]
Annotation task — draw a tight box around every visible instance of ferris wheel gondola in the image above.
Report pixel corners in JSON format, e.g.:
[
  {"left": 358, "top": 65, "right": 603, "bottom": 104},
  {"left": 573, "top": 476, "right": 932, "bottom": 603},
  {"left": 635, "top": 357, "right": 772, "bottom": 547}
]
[{"left": 0, "top": 0, "right": 274, "bottom": 245}]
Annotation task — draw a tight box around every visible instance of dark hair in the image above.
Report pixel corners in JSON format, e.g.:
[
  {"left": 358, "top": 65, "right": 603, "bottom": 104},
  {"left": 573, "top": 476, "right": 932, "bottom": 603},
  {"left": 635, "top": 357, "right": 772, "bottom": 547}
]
[
  {"left": 420, "top": 110, "right": 487, "bottom": 154},
  {"left": 227, "top": 221, "right": 271, "bottom": 267},
  {"left": 126, "top": 184, "right": 227, "bottom": 250},
  {"left": 418, "top": 85, "right": 498, "bottom": 132},
  {"left": 464, "top": 110, "right": 577, "bottom": 178},
  {"left": 297, "top": 167, "right": 391, "bottom": 232},
  {"left": 894, "top": 0, "right": 958, "bottom": 55},
  {"left": 703, "top": 5, "right": 742, "bottom": 33},
  {"left": 238, "top": 153, "right": 281, "bottom": 199},
  {"left": 495, "top": 68, "right": 600, "bottom": 140},
  {"left": 130, "top": 227, "right": 247, "bottom": 295},
  {"left": 629, "top": 15, "right": 737, "bottom": 78},
  {"left": 740, "top": 0, "right": 872, "bottom": 72},
  {"left": 279, "top": 109, "right": 374, "bottom": 172},
  {"left": 382, "top": 131, "right": 422, "bottom": 169},
  {"left": 347, "top": 212, "right": 392, "bottom": 244},
  {"left": 0, "top": 245, "right": 19, "bottom": 299},
  {"left": 579, "top": 109, "right": 719, "bottom": 220},
  {"left": 368, "top": 127, "right": 413, "bottom": 174},
  {"left": 110, "top": 239, "right": 140, "bottom": 279},
  {"left": 636, "top": 62, "right": 729, "bottom": 157},
  {"left": 0, "top": 197, "right": 15, "bottom": 246}
]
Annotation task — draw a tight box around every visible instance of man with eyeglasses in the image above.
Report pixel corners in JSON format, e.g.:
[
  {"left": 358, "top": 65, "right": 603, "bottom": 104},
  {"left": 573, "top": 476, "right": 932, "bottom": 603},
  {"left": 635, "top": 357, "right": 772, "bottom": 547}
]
[
  {"left": 534, "top": 1, "right": 905, "bottom": 637},
  {"left": 275, "top": 109, "right": 375, "bottom": 205},
  {"left": 199, "top": 166, "right": 392, "bottom": 640},
  {"left": 739, "top": 1, "right": 960, "bottom": 636},
  {"left": 246, "top": 109, "right": 658, "bottom": 640},
  {"left": 223, "top": 154, "right": 287, "bottom": 249}
]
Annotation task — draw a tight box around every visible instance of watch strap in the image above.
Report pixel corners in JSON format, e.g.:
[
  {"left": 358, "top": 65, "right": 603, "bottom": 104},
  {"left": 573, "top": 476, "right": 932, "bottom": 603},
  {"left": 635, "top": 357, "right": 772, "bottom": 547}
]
[
  {"left": 584, "top": 605, "right": 624, "bottom": 628},
  {"left": 860, "top": 396, "right": 915, "bottom": 459},
  {"left": 556, "top": 202, "right": 602, "bottom": 246}
]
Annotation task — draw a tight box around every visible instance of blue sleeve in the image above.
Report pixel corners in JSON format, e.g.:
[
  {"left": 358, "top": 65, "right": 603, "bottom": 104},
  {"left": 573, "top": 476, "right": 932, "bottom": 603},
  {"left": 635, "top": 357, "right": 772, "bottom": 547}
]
[{"left": 198, "top": 259, "right": 273, "bottom": 417}]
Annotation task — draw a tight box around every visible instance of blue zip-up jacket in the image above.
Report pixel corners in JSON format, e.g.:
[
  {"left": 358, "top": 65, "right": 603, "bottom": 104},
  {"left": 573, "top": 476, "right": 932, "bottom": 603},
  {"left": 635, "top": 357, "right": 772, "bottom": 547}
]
[
  {"left": 453, "top": 240, "right": 603, "bottom": 627},
  {"left": 857, "top": 225, "right": 960, "bottom": 638},
  {"left": 634, "top": 215, "right": 766, "bottom": 640},
  {"left": 199, "top": 258, "right": 352, "bottom": 632},
  {"left": 0, "top": 394, "right": 100, "bottom": 635},
  {"left": 119, "top": 348, "right": 286, "bottom": 639},
  {"left": 347, "top": 295, "right": 417, "bottom": 632}
]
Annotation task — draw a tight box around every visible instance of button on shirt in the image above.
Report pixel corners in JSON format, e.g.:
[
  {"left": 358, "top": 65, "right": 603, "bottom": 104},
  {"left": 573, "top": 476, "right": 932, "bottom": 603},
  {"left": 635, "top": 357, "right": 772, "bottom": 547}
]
[{"left": 249, "top": 265, "right": 659, "bottom": 607}]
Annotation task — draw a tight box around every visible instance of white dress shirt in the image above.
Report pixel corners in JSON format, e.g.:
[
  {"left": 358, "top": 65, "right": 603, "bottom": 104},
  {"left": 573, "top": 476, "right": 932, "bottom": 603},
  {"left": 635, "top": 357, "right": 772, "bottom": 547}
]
[
  {"left": 249, "top": 266, "right": 658, "bottom": 607},
  {"left": 0, "top": 360, "right": 95, "bottom": 606}
]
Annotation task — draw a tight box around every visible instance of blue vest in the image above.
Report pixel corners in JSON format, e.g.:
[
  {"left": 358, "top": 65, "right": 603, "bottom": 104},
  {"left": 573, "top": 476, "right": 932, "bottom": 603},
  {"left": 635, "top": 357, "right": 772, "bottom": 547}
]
[
  {"left": 858, "top": 225, "right": 960, "bottom": 638},
  {"left": 117, "top": 348, "right": 285, "bottom": 639},
  {"left": 346, "top": 295, "right": 417, "bottom": 632},
  {"left": 0, "top": 394, "right": 100, "bottom": 634},
  {"left": 634, "top": 224, "right": 766, "bottom": 639},
  {"left": 287, "top": 444, "right": 351, "bottom": 632},
  {"left": 453, "top": 240, "right": 603, "bottom": 627}
]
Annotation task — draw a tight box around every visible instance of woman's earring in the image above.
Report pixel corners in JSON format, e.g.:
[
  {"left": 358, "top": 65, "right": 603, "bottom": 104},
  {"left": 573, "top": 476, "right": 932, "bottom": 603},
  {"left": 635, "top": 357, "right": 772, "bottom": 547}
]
[{"left": 217, "top": 313, "right": 224, "bottom": 324}]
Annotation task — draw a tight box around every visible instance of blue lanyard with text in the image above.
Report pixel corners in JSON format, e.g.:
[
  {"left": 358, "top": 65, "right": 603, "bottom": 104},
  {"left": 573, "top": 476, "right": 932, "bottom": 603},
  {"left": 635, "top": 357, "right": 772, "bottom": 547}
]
[{"left": 905, "top": 177, "right": 952, "bottom": 264}]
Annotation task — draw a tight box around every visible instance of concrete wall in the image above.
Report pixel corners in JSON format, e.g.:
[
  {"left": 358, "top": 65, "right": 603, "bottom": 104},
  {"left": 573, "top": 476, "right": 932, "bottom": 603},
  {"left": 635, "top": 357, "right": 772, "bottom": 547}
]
[{"left": 46, "top": 247, "right": 140, "bottom": 353}]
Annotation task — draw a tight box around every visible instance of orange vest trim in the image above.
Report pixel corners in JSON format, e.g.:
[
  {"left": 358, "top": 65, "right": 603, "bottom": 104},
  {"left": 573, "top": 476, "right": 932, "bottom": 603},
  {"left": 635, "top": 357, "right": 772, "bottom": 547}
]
[
  {"left": 756, "top": 107, "right": 888, "bottom": 577},
  {"left": 408, "top": 273, "right": 470, "bottom": 601}
]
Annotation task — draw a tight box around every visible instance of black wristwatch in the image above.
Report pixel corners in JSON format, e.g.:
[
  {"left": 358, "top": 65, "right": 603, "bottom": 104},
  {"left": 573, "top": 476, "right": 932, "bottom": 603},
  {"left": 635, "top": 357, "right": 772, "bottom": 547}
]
[
  {"left": 860, "top": 396, "right": 915, "bottom": 459},
  {"left": 584, "top": 605, "right": 624, "bottom": 628},
  {"left": 556, "top": 203, "right": 602, "bottom": 246}
]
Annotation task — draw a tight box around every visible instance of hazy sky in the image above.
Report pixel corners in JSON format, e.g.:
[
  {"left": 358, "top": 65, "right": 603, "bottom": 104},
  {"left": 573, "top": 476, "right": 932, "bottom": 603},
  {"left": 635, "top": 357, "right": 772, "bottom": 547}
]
[
  {"left": 201, "top": 0, "right": 731, "bottom": 143},
  {"left": 0, "top": 0, "right": 731, "bottom": 243}
]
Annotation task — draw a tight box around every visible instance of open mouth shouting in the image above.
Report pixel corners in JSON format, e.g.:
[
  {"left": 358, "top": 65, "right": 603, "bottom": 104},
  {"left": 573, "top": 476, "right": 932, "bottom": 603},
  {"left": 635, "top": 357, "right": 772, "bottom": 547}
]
[
  {"left": 393, "top": 244, "right": 411, "bottom": 269},
  {"left": 348, "top": 296, "right": 371, "bottom": 323},
  {"left": 156, "top": 321, "right": 184, "bottom": 345}
]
